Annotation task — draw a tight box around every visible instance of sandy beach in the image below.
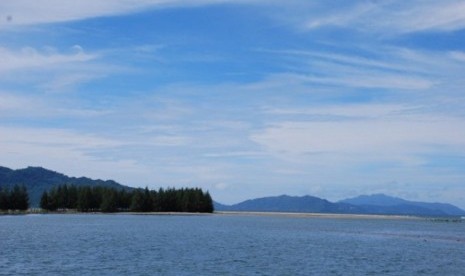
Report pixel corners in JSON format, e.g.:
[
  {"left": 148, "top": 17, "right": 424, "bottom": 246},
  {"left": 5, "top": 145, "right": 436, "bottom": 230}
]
[
  {"left": 214, "top": 211, "right": 422, "bottom": 220},
  {"left": 0, "top": 210, "right": 440, "bottom": 221}
]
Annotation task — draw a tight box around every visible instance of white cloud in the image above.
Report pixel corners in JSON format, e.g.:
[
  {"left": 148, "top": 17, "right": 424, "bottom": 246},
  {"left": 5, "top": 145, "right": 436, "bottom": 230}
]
[
  {"left": 450, "top": 51, "right": 465, "bottom": 62},
  {"left": 40, "top": 73, "right": 103, "bottom": 93},
  {"left": 214, "top": 182, "right": 230, "bottom": 191},
  {"left": 264, "top": 104, "right": 417, "bottom": 119},
  {"left": 250, "top": 111, "right": 465, "bottom": 163},
  {"left": 0, "top": 45, "right": 127, "bottom": 92},
  {"left": 305, "top": 74, "right": 433, "bottom": 90},
  {"left": 0, "top": 0, "right": 166, "bottom": 27},
  {"left": 273, "top": 49, "right": 406, "bottom": 72},
  {"left": 253, "top": 45, "right": 465, "bottom": 98},
  {"left": 203, "top": 151, "right": 264, "bottom": 158},
  {"left": 0, "top": 126, "right": 123, "bottom": 149},
  {"left": 300, "top": 1, "right": 465, "bottom": 34},
  {"left": 0, "top": 91, "right": 111, "bottom": 119},
  {"left": 304, "top": 2, "right": 376, "bottom": 30},
  {"left": 0, "top": 46, "right": 95, "bottom": 72},
  {"left": 145, "top": 135, "right": 191, "bottom": 147},
  {"left": 388, "top": 1, "right": 465, "bottom": 33},
  {"left": 0, "top": 126, "right": 149, "bottom": 185},
  {"left": 248, "top": 103, "right": 465, "bottom": 208},
  {"left": 0, "top": 0, "right": 261, "bottom": 28},
  {"left": 0, "top": 92, "right": 37, "bottom": 112},
  {"left": 2, "top": 1, "right": 465, "bottom": 35},
  {"left": 244, "top": 70, "right": 432, "bottom": 92}
]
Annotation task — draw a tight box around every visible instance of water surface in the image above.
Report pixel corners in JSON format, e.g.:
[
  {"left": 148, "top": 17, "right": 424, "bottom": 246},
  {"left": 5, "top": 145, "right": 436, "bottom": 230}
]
[{"left": 1, "top": 214, "right": 464, "bottom": 275}]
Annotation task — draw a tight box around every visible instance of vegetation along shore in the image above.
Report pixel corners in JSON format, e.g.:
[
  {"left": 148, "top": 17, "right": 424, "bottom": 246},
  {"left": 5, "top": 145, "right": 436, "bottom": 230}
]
[{"left": 0, "top": 185, "right": 214, "bottom": 214}]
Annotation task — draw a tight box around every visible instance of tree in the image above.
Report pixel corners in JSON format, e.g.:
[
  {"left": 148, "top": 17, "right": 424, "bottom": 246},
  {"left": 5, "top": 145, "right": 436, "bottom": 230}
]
[
  {"left": 77, "top": 186, "right": 93, "bottom": 212},
  {"left": 8, "top": 185, "right": 29, "bottom": 210},
  {"left": 118, "top": 189, "right": 131, "bottom": 210},
  {"left": 67, "top": 185, "right": 78, "bottom": 209},
  {"left": 100, "top": 189, "right": 118, "bottom": 213},
  {"left": 0, "top": 187, "right": 9, "bottom": 210},
  {"left": 130, "top": 189, "right": 145, "bottom": 212},
  {"left": 47, "top": 187, "right": 58, "bottom": 211},
  {"left": 18, "top": 185, "right": 29, "bottom": 210},
  {"left": 61, "top": 185, "right": 69, "bottom": 209},
  {"left": 202, "top": 191, "right": 214, "bottom": 213},
  {"left": 91, "top": 187, "right": 103, "bottom": 210},
  {"left": 142, "top": 187, "right": 154, "bottom": 212},
  {"left": 55, "top": 185, "right": 65, "bottom": 209},
  {"left": 40, "top": 191, "right": 50, "bottom": 210}
]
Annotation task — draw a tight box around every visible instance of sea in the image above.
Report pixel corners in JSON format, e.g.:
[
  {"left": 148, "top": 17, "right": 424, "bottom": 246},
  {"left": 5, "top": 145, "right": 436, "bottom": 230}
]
[{"left": 1, "top": 213, "right": 464, "bottom": 275}]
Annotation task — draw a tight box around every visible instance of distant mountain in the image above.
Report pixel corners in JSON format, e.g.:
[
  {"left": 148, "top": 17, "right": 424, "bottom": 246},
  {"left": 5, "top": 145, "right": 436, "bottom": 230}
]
[
  {"left": 340, "top": 194, "right": 408, "bottom": 206},
  {"left": 213, "top": 201, "right": 230, "bottom": 211},
  {"left": 0, "top": 166, "right": 130, "bottom": 207},
  {"left": 215, "top": 195, "right": 361, "bottom": 214},
  {"left": 216, "top": 194, "right": 465, "bottom": 217},
  {"left": 340, "top": 194, "right": 465, "bottom": 217}
]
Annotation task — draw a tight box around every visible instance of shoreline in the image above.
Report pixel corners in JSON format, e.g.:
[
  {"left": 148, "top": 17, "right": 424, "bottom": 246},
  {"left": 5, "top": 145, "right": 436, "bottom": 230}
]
[
  {"left": 2, "top": 210, "right": 462, "bottom": 221},
  {"left": 0, "top": 210, "right": 423, "bottom": 220},
  {"left": 214, "top": 211, "right": 423, "bottom": 220}
]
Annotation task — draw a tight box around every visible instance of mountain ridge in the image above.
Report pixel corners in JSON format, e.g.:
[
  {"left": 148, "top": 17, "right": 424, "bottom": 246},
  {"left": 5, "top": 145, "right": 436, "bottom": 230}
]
[
  {"left": 339, "top": 193, "right": 465, "bottom": 216},
  {"left": 0, "top": 166, "right": 130, "bottom": 207},
  {"left": 215, "top": 194, "right": 465, "bottom": 217}
]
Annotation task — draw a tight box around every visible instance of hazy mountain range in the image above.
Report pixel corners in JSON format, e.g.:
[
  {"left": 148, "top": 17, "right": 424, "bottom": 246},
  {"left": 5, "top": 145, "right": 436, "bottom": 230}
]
[
  {"left": 215, "top": 194, "right": 465, "bottom": 217},
  {"left": 1, "top": 166, "right": 464, "bottom": 216}
]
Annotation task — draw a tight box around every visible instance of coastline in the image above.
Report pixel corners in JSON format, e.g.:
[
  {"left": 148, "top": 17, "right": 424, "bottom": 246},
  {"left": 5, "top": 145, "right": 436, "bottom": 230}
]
[
  {"left": 3, "top": 210, "right": 463, "bottom": 221},
  {"left": 214, "top": 211, "right": 422, "bottom": 220},
  {"left": 114, "top": 211, "right": 419, "bottom": 220},
  {"left": 0, "top": 209, "right": 432, "bottom": 220}
]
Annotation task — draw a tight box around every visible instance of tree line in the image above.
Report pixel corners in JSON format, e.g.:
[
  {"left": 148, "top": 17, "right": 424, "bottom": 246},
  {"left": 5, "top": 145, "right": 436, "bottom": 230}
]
[
  {"left": 0, "top": 185, "right": 29, "bottom": 211},
  {"left": 40, "top": 185, "right": 214, "bottom": 213}
]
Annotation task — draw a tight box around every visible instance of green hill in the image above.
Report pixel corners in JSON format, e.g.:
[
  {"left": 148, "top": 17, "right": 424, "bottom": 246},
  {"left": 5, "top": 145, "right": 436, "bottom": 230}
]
[{"left": 0, "top": 166, "right": 130, "bottom": 207}]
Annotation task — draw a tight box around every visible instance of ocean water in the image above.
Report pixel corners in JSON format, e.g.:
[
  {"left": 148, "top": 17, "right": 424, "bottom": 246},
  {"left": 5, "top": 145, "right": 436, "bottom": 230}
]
[{"left": 1, "top": 214, "right": 464, "bottom": 275}]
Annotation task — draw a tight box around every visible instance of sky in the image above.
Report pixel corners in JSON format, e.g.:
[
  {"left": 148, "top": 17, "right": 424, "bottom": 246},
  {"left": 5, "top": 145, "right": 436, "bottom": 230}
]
[{"left": 1, "top": 1, "right": 465, "bottom": 208}]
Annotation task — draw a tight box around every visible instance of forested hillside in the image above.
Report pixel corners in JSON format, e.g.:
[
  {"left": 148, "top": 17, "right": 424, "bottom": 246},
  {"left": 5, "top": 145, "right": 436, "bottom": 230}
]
[
  {"left": 0, "top": 166, "right": 129, "bottom": 207},
  {"left": 0, "top": 166, "right": 213, "bottom": 213}
]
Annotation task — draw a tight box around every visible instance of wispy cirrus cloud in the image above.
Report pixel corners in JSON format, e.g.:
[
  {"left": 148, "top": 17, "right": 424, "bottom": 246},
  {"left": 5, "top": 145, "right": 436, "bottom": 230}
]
[
  {"left": 263, "top": 104, "right": 418, "bottom": 119},
  {"left": 249, "top": 46, "right": 465, "bottom": 162},
  {"left": 0, "top": 0, "right": 262, "bottom": 28},
  {"left": 0, "top": 92, "right": 37, "bottom": 112},
  {"left": 450, "top": 51, "right": 465, "bottom": 62},
  {"left": 249, "top": 47, "right": 445, "bottom": 93},
  {"left": 304, "top": 1, "right": 376, "bottom": 30},
  {"left": 385, "top": 0, "right": 465, "bottom": 33},
  {"left": 0, "top": 45, "right": 95, "bottom": 72},
  {"left": 257, "top": 44, "right": 465, "bottom": 101},
  {"left": 0, "top": 91, "right": 112, "bottom": 119},
  {"left": 0, "top": 125, "right": 139, "bottom": 179},
  {"left": 251, "top": 113, "right": 465, "bottom": 158},
  {"left": 0, "top": 45, "right": 128, "bottom": 92},
  {"left": 0, "top": 0, "right": 181, "bottom": 27},
  {"left": 301, "top": 0, "right": 465, "bottom": 34}
]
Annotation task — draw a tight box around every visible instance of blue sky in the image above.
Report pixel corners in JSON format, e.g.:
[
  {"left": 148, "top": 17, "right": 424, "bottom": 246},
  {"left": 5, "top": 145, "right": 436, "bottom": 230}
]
[{"left": 1, "top": 1, "right": 465, "bottom": 207}]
